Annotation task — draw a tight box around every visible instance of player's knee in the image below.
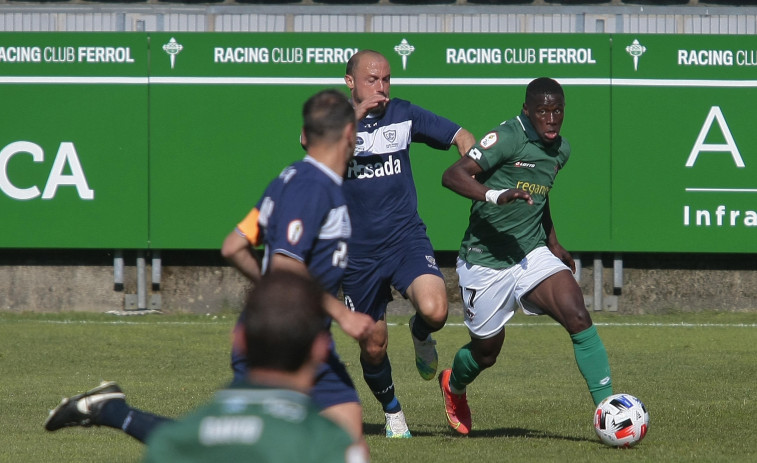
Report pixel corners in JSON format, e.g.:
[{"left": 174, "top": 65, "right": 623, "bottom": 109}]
[
  {"left": 475, "top": 353, "right": 498, "bottom": 369},
  {"left": 426, "top": 307, "right": 448, "bottom": 328},
  {"left": 565, "top": 307, "right": 593, "bottom": 334},
  {"left": 360, "top": 342, "right": 387, "bottom": 363},
  {"left": 417, "top": 299, "right": 448, "bottom": 328}
]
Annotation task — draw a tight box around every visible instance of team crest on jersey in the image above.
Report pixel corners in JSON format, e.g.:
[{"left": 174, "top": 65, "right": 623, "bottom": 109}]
[
  {"left": 287, "top": 220, "right": 304, "bottom": 245},
  {"left": 480, "top": 132, "right": 498, "bottom": 149},
  {"left": 383, "top": 130, "right": 397, "bottom": 143}
]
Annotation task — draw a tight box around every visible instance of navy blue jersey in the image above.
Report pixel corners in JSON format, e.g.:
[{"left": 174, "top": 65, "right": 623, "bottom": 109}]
[
  {"left": 343, "top": 98, "right": 461, "bottom": 255},
  {"left": 236, "top": 156, "right": 350, "bottom": 296},
  {"left": 230, "top": 157, "right": 359, "bottom": 405}
]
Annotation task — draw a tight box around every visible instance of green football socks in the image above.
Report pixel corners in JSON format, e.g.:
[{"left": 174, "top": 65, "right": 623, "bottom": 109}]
[
  {"left": 450, "top": 343, "right": 481, "bottom": 393},
  {"left": 571, "top": 324, "right": 613, "bottom": 406}
]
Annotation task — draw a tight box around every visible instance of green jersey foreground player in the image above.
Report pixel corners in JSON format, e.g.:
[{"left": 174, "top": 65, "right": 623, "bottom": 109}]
[
  {"left": 437, "top": 77, "right": 612, "bottom": 435},
  {"left": 144, "top": 271, "right": 368, "bottom": 462}
]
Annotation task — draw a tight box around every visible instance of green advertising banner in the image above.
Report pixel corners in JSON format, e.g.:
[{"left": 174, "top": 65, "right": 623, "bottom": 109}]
[
  {"left": 1, "top": 32, "right": 754, "bottom": 253},
  {"left": 147, "top": 33, "right": 611, "bottom": 251},
  {"left": 0, "top": 33, "right": 149, "bottom": 248},
  {"left": 611, "top": 34, "right": 757, "bottom": 253}
]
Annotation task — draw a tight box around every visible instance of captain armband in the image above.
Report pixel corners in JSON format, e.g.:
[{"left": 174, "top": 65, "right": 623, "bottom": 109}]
[{"left": 485, "top": 189, "right": 509, "bottom": 205}]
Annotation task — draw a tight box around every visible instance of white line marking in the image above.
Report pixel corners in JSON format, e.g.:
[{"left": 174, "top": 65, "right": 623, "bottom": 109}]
[
  {"left": 0, "top": 77, "right": 147, "bottom": 84},
  {"left": 3, "top": 76, "right": 757, "bottom": 88},
  {"left": 686, "top": 188, "right": 757, "bottom": 193}
]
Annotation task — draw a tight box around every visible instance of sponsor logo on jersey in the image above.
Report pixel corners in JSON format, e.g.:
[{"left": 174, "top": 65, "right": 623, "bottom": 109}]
[
  {"left": 514, "top": 161, "right": 536, "bottom": 168},
  {"left": 425, "top": 255, "right": 438, "bottom": 269},
  {"left": 198, "top": 416, "right": 263, "bottom": 445},
  {"left": 516, "top": 180, "right": 551, "bottom": 196},
  {"left": 346, "top": 154, "right": 402, "bottom": 180},
  {"left": 480, "top": 132, "right": 498, "bottom": 149},
  {"left": 287, "top": 219, "right": 304, "bottom": 245}
]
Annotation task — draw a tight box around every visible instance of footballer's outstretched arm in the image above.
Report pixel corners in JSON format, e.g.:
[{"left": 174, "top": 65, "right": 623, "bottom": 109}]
[{"left": 452, "top": 128, "right": 476, "bottom": 157}]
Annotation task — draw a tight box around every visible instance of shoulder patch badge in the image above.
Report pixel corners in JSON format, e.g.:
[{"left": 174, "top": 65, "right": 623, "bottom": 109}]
[
  {"left": 287, "top": 220, "right": 304, "bottom": 245},
  {"left": 480, "top": 132, "right": 498, "bottom": 149}
]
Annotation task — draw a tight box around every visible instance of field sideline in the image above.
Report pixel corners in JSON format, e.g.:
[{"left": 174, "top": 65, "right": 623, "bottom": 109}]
[{"left": 1, "top": 310, "right": 755, "bottom": 462}]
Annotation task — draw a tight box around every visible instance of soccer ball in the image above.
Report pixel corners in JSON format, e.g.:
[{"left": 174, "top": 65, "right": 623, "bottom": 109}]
[{"left": 594, "top": 393, "right": 649, "bottom": 447}]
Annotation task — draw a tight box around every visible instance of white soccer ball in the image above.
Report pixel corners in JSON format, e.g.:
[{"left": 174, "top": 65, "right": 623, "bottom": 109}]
[{"left": 593, "top": 393, "right": 649, "bottom": 447}]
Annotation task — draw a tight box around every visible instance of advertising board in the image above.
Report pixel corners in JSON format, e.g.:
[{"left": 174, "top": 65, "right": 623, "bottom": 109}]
[
  {"left": 1, "top": 32, "right": 754, "bottom": 252},
  {"left": 0, "top": 33, "right": 149, "bottom": 248},
  {"left": 611, "top": 34, "right": 757, "bottom": 252}
]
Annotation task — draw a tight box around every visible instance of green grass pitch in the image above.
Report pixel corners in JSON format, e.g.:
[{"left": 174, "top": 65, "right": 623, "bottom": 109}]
[{"left": 1, "top": 310, "right": 755, "bottom": 462}]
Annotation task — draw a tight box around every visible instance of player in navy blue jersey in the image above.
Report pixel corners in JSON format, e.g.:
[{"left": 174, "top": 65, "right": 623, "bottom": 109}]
[
  {"left": 44, "top": 89, "right": 374, "bottom": 452},
  {"left": 341, "top": 50, "right": 476, "bottom": 437},
  {"left": 222, "top": 89, "right": 374, "bottom": 443}
]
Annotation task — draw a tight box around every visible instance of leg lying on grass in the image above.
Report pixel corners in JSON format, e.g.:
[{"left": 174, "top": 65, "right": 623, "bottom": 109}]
[{"left": 45, "top": 381, "right": 172, "bottom": 443}]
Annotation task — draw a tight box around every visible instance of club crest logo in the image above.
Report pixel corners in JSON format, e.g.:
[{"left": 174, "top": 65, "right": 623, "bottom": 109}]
[
  {"left": 394, "top": 38, "right": 415, "bottom": 71},
  {"left": 625, "top": 39, "right": 646, "bottom": 71},
  {"left": 162, "top": 37, "right": 183, "bottom": 69},
  {"left": 383, "top": 130, "right": 396, "bottom": 143}
]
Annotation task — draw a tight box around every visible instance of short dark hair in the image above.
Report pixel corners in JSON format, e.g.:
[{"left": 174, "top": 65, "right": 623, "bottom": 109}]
[
  {"left": 243, "top": 271, "right": 326, "bottom": 372},
  {"left": 525, "top": 77, "right": 564, "bottom": 104},
  {"left": 302, "top": 88, "right": 355, "bottom": 145}
]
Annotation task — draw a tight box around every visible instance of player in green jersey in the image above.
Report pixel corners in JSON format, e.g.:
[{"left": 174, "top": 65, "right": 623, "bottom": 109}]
[
  {"left": 143, "top": 271, "right": 368, "bottom": 462},
  {"left": 437, "top": 77, "right": 613, "bottom": 435}
]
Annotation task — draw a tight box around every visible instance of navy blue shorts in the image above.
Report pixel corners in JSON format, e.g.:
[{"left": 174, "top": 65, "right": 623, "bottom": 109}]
[
  {"left": 230, "top": 319, "right": 359, "bottom": 410},
  {"left": 342, "top": 232, "right": 443, "bottom": 321},
  {"left": 309, "top": 338, "right": 360, "bottom": 409}
]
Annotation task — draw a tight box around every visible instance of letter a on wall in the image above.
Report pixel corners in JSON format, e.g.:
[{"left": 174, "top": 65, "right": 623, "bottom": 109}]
[{"left": 685, "top": 106, "right": 745, "bottom": 168}]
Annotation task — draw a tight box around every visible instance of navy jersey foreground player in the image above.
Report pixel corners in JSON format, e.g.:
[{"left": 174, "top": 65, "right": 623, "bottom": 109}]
[
  {"left": 341, "top": 50, "right": 475, "bottom": 438},
  {"left": 222, "top": 88, "right": 374, "bottom": 443},
  {"left": 45, "top": 90, "right": 374, "bottom": 452}
]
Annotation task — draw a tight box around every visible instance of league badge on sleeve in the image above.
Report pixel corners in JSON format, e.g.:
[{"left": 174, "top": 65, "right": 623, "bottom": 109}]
[
  {"left": 287, "top": 220, "right": 304, "bottom": 245},
  {"left": 480, "top": 132, "right": 498, "bottom": 149}
]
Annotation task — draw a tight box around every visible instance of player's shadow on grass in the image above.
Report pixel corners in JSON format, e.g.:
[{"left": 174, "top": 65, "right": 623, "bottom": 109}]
[
  {"left": 472, "top": 427, "right": 592, "bottom": 443},
  {"left": 365, "top": 424, "right": 588, "bottom": 442},
  {"left": 363, "top": 423, "right": 435, "bottom": 438}
]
